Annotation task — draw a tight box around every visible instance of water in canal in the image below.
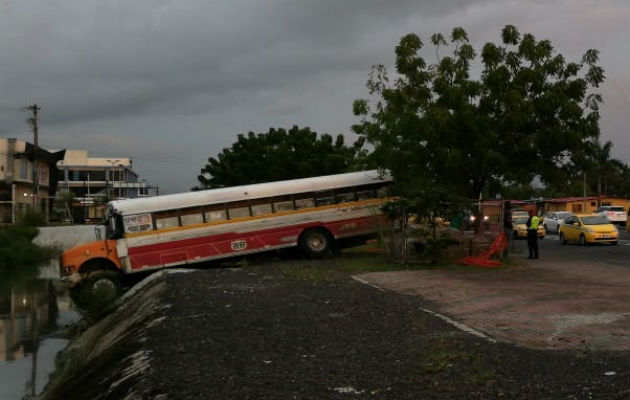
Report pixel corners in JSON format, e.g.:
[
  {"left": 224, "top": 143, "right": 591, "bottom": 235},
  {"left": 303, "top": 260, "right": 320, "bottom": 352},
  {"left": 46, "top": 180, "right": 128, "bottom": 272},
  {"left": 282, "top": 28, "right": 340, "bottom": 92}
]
[{"left": 0, "top": 261, "right": 81, "bottom": 400}]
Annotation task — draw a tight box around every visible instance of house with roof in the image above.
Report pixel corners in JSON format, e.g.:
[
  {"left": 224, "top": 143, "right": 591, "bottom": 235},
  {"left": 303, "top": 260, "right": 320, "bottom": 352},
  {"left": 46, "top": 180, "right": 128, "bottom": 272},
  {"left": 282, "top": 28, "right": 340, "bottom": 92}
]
[{"left": 0, "top": 138, "right": 65, "bottom": 223}]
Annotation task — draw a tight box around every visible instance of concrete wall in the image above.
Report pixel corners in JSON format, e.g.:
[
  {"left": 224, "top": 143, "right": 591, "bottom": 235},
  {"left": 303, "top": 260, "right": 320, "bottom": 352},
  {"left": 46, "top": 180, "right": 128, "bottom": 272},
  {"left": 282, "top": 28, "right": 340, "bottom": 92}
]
[{"left": 34, "top": 225, "right": 105, "bottom": 252}]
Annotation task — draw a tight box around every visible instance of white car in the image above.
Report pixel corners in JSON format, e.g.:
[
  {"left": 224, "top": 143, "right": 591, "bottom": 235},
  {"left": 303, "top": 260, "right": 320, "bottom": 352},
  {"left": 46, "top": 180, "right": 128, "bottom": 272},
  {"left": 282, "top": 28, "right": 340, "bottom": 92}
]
[
  {"left": 543, "top": 211, "right": 573, "bottom": 234},
  {"left": 595, "top": 206, "right": 626, "bottom": 225}
]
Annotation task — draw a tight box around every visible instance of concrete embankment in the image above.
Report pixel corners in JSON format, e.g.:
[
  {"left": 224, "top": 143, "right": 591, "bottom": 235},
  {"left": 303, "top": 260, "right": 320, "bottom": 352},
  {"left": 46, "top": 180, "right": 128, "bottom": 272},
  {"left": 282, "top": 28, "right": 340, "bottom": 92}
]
[{"left": 41, "top": 271, "right": 175, "bottom": 400}]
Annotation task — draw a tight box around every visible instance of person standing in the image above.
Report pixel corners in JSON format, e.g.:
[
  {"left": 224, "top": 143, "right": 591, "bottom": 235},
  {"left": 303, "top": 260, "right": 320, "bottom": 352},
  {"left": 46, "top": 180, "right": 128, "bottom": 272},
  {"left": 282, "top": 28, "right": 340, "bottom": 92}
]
[
  {"left": 526, "top": 209, "right": 540, "bottom": 259},
  {"left": 502, "top": 201, "right": 513, "bottom": 258}
]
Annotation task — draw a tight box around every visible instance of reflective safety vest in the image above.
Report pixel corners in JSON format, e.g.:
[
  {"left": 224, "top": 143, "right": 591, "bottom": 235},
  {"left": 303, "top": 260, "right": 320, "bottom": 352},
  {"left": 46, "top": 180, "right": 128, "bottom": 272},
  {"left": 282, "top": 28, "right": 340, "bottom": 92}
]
[{"left": 528, "top": 216, "right": 540, "bottom": 230}]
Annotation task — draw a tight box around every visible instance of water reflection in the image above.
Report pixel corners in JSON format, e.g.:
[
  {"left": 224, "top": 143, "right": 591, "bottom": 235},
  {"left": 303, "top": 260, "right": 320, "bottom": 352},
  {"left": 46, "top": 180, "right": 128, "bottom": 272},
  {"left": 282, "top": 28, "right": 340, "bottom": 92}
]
[{"left": 0, "top": 264, "right": 80, "bottom": 399}]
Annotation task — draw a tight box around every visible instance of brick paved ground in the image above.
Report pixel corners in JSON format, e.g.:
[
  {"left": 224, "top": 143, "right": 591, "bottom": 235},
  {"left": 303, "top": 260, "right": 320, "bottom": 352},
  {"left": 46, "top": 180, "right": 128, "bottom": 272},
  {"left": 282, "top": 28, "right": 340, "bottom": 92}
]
[{"left": 356, "top": 257, "right": 629, "bottom": 351}]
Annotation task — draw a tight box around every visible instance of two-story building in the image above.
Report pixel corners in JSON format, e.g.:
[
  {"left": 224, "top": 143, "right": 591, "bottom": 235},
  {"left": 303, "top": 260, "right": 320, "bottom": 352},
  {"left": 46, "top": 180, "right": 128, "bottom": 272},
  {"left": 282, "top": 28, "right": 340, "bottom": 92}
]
[{"left": 0, "top": 138, "right": 65, "bottom": 223}]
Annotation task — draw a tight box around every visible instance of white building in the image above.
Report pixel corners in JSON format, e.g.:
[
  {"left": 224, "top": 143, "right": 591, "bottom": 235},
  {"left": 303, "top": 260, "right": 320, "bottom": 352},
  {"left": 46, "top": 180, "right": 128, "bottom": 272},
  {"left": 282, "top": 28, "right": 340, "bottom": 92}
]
[{"left": 57, "top": 150, "right": 157, "bottom": 222}]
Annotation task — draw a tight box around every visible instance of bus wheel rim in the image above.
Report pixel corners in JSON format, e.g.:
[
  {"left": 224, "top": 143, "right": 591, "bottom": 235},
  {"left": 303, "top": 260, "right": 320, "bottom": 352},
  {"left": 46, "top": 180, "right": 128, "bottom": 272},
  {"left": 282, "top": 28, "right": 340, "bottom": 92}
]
[
  {"left": 307, "top": 234, "right": 326, "bottom": 251},
  {"left": 93, "top": 278, "right": 116, "bottom": 294}
]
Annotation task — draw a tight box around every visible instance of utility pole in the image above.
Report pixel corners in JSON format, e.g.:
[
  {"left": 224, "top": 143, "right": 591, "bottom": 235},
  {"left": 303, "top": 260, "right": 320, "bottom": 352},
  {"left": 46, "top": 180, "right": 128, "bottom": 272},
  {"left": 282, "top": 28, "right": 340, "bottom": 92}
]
[{"left": 24, "top": 104, "right": 41, "bottom": 211}]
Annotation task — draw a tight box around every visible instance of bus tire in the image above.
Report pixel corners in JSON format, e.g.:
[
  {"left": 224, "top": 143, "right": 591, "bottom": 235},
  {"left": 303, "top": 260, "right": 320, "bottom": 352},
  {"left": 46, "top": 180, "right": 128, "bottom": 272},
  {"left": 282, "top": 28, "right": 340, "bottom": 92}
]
[
  {"left": 300, "top": 228, "right": 332, "bottom": 258},
  {"left": 72, "top": 270, "right": 122, "bottom": 309}
]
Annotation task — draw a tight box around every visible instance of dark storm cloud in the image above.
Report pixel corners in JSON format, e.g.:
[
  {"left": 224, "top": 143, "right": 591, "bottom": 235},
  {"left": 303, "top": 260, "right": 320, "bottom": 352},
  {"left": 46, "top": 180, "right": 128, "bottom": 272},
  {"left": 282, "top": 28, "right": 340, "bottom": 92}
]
[{"left": 1, "top": 0, "right": 627, "bottom": 193}]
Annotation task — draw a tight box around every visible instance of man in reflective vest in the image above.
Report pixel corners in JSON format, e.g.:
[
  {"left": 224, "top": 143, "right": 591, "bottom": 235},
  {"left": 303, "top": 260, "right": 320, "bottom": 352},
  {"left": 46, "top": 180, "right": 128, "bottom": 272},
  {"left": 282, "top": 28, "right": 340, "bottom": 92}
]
[{"left": 526, "top": 209, "right": 540, "bottom": 259}]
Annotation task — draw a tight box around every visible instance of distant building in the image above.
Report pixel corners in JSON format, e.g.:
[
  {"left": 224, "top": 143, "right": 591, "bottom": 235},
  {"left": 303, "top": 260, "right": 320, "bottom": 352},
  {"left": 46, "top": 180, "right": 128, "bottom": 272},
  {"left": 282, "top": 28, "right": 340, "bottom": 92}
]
[
  {"left": 543, "top": 196, "right": 630, "bottom": 214},
  {"left": 57, "top": 150, "right": 158, "bottom": 222},
  {"left": 0, "top": 138, "right": 65, "bottom": 223}
]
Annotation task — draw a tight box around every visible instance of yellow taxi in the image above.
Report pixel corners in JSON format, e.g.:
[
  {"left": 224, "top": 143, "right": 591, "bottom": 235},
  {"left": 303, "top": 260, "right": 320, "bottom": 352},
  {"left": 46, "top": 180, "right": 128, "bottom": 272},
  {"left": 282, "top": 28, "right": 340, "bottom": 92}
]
[
  {"left": 512, "top": 217, "right": 545, "bottom": 239},
  {"left": 559, "top": 214, "right": 619, "bottom": 245}
]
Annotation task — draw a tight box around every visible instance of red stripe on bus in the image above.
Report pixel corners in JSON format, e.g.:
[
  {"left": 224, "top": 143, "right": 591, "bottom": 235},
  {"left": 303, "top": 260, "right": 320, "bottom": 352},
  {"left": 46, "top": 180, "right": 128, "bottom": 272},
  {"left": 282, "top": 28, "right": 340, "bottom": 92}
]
[{"left": 126, "top": 216, "right": 376, "bottom": 270}]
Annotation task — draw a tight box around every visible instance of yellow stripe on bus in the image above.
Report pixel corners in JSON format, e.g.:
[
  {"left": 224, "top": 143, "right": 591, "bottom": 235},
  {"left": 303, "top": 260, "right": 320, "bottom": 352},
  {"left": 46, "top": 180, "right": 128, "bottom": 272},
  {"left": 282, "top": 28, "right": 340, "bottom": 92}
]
[{"left": 124, "top": 198, "right": 392, "bottom": 239}]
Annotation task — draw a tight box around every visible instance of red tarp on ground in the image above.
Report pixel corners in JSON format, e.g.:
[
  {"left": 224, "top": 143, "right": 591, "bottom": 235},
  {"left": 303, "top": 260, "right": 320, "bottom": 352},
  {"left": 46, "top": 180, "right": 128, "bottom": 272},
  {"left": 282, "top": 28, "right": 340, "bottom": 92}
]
[{"left": 456, "top": 232, "right": 508, "bottom": 267}]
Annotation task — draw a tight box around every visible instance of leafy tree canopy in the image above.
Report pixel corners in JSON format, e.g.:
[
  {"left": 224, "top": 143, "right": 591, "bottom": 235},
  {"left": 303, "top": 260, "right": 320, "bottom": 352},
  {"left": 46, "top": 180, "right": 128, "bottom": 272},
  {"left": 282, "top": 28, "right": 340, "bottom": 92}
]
[
  {"left": 353, "top": 25, "right": 607, "bottom": 214},
  {"left": 196, "top": 126, "right": 363, "bottom": 189}
]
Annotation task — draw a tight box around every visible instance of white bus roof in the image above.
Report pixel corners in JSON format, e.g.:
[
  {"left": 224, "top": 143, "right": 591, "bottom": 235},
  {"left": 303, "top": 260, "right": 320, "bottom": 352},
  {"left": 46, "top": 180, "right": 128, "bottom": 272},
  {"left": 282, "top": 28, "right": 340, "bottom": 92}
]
[{"left": 108, "top": 170, "right": 391, "bottom": 216}]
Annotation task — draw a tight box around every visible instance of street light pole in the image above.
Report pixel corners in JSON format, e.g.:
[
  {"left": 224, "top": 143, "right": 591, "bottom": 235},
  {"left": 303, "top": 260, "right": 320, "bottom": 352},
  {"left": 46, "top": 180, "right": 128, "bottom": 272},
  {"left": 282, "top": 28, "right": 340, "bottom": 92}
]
[
  {"left": 24, "top": 104, "right": 41, "bottom": 211},
  {"left": 105, "top": 159, "right": 120, "bottom": 202}
]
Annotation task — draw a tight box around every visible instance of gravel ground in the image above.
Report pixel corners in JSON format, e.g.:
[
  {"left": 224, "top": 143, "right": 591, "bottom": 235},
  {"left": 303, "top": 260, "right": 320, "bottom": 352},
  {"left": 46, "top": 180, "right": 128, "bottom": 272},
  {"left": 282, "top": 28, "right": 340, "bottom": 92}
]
[{"left": 144, "top": 259, "right": 629, "bottom": 399}]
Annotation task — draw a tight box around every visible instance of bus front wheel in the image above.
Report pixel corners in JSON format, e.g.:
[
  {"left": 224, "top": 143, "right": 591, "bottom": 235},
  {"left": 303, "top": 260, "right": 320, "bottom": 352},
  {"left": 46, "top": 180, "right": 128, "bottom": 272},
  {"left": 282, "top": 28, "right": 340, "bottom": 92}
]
[
  {"left": 300, "top": 229, "right": 332, "bottom": 258},
  {"left": 71, "top": 270, "right": 122, "bottom": 310}
]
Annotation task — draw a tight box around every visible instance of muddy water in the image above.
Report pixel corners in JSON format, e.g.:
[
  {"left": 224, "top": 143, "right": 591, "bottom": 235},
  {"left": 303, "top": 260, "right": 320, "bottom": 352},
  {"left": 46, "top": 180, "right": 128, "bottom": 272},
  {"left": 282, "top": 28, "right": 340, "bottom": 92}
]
[{"left": 0, "top": 263, "right": 80, "bottom": 400}]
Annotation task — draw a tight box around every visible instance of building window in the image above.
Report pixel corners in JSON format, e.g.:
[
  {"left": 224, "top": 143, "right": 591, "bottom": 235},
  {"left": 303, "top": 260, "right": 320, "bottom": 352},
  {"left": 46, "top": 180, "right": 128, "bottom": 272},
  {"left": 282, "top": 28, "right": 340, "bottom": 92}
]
[{"left": 19, "top": 159, "right": 28, "bottom": 179}]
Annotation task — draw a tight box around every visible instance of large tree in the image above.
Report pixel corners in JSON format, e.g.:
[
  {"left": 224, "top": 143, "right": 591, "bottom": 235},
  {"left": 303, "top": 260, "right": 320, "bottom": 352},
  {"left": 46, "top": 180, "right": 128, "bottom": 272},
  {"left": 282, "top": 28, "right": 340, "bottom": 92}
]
[
  {"left": 352, "top": 25, "right": 605, "bottom": 215},
  {"left": 196, "top": 126, "right": 362, "bottom": 189}
]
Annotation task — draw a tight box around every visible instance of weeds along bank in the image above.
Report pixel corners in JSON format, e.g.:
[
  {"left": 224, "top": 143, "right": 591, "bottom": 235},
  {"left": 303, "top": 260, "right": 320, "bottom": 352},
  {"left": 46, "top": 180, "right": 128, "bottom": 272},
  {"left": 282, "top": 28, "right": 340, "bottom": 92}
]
[{"left": 41, "top": 271, "right": 173, "bottom": 400}]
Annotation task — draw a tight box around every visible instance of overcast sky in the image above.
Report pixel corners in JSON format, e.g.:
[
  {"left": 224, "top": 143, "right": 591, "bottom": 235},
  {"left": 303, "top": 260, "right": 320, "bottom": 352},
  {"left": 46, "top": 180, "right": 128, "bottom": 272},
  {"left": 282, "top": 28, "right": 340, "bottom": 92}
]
[{"left": 1, "top": 0, "right": 628, "bottom": 194}]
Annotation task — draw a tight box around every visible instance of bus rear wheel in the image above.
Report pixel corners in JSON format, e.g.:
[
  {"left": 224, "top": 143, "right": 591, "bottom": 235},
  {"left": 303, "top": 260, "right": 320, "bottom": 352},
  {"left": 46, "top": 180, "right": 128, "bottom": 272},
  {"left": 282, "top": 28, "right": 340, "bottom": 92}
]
[{"left": 300, "top": 229, "right": 332, "bottom": 258}]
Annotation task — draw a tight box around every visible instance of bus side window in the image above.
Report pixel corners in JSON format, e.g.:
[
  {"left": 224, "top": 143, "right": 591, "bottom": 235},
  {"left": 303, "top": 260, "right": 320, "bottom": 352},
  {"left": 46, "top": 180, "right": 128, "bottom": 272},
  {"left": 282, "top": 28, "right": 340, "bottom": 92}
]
[
  {"left": 375, "top": 184, "right": 390, "bottom": 198},
  {"left": 273, "top": 195, "right": 294, "bottom": 213},
  {"left": 228, "top": 201, "right": 250, "bottom": 219},
  {"left": 294, "top": 193, "right": 315, "bottom": 210},
  {"left": 180, "top": 206, "right": 204, "bottom": 226},
  {"left": 335, "top": 188, "right": 356, "bottom": 204},
  {"left": 356, "top": 185, "right": 375, "bottom": 200},
  {"left": 315, "top": 190, "right": 335, "bottom": 207},
  {"left": 250, "top": 199, "right": 272, "bottom": 217},
  {"left": 204, "top": 204, "right": 227, "bottom": 222},
  {"left": 154, "top": 210, "right": 180, "bottom": 229}
]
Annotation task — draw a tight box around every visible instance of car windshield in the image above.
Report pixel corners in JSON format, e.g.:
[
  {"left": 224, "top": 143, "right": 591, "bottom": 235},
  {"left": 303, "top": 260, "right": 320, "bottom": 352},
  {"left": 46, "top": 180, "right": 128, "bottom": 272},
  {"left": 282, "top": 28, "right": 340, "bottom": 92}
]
[
  {"left": 608, "top": 207, "right": 624, "bottom": 212},
  {"left": 557, "top": 212, "right": 571, "bottom": 219},
  {"left": 514, "top": 217, "right": 528, "bottom": 224},
  {"left": 581, "top": 216, "right": 609, "bottom": 225}
]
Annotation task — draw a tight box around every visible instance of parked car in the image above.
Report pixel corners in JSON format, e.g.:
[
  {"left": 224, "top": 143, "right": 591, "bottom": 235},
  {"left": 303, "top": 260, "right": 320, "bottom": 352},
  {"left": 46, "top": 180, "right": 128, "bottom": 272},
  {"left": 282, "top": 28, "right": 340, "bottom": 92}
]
[
  {"left": 595, "top": 206, "right": 626, "bottom": 226},
  {"left": 512, "top": 217, "right": 545, "bottom": 239},
  {"left": 559, "top": 214, "right": 618, "bottom": 245},
  {"left": 542, "top": 211, "right": 573, "bottom": 234}
]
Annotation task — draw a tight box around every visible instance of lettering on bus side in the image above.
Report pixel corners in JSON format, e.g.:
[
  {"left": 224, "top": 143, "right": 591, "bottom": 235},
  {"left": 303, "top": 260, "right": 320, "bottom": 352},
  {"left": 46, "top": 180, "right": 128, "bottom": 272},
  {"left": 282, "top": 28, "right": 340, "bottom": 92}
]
[
  {"left": 339, "top": 222, "right": 358, "bottom": 232},
  {"left": 231, "top": 240, "right": 247, "bottom": 251}
]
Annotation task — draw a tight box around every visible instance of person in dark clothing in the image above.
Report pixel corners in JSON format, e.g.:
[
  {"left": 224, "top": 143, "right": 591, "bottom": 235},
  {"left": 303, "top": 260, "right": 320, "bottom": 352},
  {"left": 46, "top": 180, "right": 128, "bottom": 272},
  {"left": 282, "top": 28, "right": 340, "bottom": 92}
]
[
  {"left": 502, "top": 201, "right": 513, "bottom": 258},
  {"left": 526, "top": 209, "right": 540, "bottom": 259}
]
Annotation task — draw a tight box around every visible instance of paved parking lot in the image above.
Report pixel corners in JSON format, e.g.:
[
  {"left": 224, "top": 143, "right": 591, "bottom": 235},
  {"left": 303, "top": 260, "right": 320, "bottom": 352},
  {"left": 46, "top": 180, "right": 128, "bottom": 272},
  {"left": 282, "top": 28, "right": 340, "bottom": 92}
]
[{"left": 357, "top": 230, "right": 629, "bottom": 351}]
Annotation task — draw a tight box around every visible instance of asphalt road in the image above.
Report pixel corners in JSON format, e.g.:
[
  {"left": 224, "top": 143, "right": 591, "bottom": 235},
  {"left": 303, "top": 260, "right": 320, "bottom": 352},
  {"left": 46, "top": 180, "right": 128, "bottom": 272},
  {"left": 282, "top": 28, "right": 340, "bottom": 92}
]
[{"left": 511, "top": 229, "right": 629, "bottom": 268}]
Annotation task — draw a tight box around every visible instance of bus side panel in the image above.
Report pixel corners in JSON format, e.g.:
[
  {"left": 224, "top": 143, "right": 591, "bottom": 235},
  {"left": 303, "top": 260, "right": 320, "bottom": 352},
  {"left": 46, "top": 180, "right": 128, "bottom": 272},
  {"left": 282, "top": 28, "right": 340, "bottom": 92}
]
[
  {"left": 127, "top": 227, "right": 297, "bottom": 270},
  {"left": 125, "top": 207, "right": 381, "bottom": 270}
]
